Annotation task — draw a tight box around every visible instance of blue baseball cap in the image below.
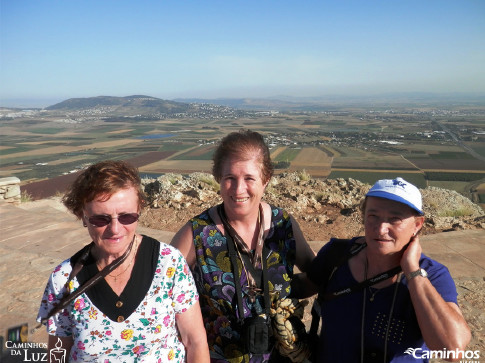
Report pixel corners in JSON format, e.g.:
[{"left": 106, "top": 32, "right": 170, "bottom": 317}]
[{"left": 366, "top": 177, "right": 424, "bottom": 215}]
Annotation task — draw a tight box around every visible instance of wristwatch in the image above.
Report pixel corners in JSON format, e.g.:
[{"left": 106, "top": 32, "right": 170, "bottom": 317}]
[{"left": 406, "top": 268, "right": 428, "bottom": 281}]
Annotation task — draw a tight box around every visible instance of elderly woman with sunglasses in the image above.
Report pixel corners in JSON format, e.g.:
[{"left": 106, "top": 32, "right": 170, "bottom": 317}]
[{"left": 37, "top": 160, "right": 209, "bottom": 363}]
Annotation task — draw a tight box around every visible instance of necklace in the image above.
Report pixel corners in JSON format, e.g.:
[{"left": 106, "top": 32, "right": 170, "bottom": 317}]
[
  {"left": 365, "top": 258, "right": 381, "bottom": 302},
  {"left": 237, "top": 208, "right": 263, "bottom": 302},
  {"left": 97, "top": 236, "right": 138, "bottom": 282},
  {"left": 368, "top": 286, "right": 380, "bottom": 302}
]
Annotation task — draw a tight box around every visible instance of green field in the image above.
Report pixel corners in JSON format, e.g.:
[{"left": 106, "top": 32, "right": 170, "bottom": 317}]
[
  {"left": 158, "top": 143, "right": 194, "bottom": 152},
  {"left": 29, "top": 127, "right": 66, "bottom": 134},
  {"left": 328, "top": 171, "right": 427, "bottom": 188},
  {"left": 426, "top": 172, "right": 485, "bottom": 182},
  {"left": 273, "top": 148, "right": 301, "bottom": 162}
]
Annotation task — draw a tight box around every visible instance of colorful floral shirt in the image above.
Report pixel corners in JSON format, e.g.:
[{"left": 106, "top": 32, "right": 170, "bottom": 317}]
[
  {"left": 37, "top": 236, "right": 198, "bottom": 362},
  {"left": 190, "top": 205, "right": 297, "bottom": 363}
]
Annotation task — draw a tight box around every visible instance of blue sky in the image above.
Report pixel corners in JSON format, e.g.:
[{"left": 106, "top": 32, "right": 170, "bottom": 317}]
[{"left": 1, "top": 0, "right": 484, "bottom": 107}]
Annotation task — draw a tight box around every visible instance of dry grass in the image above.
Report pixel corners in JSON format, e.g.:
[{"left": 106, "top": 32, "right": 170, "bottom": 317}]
[
  {"left": 106, "top": 129, "right": 135, "bottom": 134},
  {"left": 139, "top": 160, "right": 213, "bottom": 173},
  {"left": 291, "top": 147, "right": 331, "bottom": 167}
]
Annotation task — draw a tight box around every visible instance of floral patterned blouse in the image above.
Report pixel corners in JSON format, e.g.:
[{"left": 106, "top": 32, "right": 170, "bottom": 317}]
[
  {"left": 37, "top": 236, "right": 198, "bottom": 362},
  {"left": 190, "top": 204, "right": 297, "bottom": 363}
]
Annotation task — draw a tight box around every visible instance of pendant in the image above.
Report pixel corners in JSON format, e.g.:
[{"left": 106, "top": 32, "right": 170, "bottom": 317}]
[{"left": 369, "top": 288, "right": 378, "bottom": 302}]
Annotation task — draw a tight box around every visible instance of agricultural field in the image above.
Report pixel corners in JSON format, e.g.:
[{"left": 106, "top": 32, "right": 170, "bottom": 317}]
[
  {"left": 281, "top": 147, "right": 332, "bottom": 177},
  {"left": 1, "top": 102, "right": 485, "bottom": 206},
  {"left": 328, "top": 170, "right": 428, "bottom": 188}
]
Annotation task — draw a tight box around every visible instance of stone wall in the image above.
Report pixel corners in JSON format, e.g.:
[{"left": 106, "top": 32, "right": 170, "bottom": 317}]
[{"left": 0, "top": 177, "right": 21, "bottom": 204}]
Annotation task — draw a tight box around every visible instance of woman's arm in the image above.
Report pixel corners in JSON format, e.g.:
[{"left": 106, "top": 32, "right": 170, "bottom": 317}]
[
  {"left": 408, "top": 281, "right": 471, "bottom": 361},
  {"left": 171, "top": 222, "right": 196, "bottom": 268},
  {"left": 48, "top": 335, "right": 73, "bottom": 363},
  {"left": 291, "top": 216, "right": 316, "bottom": 273},
  {"left": 402, "top": 236, "right": 471, "bottom": 361},
  {"left": 176, "top": 301, "right": 210, "bottom": 363},
  {"left": 289, "top": 216, "right": 318, "bottom": 298}
]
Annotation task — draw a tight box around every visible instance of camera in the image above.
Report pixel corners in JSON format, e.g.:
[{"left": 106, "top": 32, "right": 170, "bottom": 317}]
[{"left": 242, "top": 314, "right": 272, "bottom": 355}]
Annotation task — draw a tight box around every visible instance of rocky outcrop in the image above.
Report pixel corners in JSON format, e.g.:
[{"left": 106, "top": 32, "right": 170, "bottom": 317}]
[
  {"left": 141, "top": 172, "right": 485, "bottom": 241},
  {"left": 0, "top": 177, "right": 21, "bottom": 204}
]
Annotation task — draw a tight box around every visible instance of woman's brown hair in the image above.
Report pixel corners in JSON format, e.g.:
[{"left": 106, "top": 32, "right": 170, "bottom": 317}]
[
  {"left": 62, "top": 160, "right": 146, "bottom": 219},
  {"left": 212, "top": 129, "right": 273, "bottom": 184}
]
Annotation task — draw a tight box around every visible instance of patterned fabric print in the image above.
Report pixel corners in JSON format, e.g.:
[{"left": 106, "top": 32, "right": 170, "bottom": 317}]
[
  {"left": 37, "top": 238, "right": 198, "bottom": 362},
  {"left": 191, "top": 205, "right": 296, "bottom": 363},
  {"left": 371, "top": 312, "right": 406, "bottom": 345}
]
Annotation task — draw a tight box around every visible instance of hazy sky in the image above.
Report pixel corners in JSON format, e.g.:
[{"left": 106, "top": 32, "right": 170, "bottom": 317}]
[{"left": 1, "top": 0, "right": 484, "bottom": 106}]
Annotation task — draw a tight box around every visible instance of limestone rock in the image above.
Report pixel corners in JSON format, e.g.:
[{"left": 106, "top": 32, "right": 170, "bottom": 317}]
[{"left": 140, "top": 172, "right": 485, "bottom": 241}]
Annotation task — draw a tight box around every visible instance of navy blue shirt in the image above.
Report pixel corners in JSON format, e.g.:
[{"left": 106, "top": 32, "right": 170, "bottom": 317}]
[{"left": 308, "top": 238, "right": 458, "bottom": 363}]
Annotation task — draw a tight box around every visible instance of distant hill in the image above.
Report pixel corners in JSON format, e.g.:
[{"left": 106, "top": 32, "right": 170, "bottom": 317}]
[
  {"left": 43, "top": 93, "right": 485, "bottom": 115},
  {"left": 176, "top": 93, "right": 485, "bottom": 111},
  {"left": 174, "top": 97, "right": 321, "bottom": 111},
  {"left": 46, "top": 95, "right": 193, "bottom": 115}
]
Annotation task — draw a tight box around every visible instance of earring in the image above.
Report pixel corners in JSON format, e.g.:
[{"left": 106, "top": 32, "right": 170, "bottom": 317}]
[{"left": 83, "top": 222, "right": 87, "bottom": 227}]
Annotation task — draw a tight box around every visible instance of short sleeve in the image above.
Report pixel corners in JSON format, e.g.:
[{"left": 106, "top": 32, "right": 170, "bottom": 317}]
[
  {"left": 36, "top": 260, "right": 75, "bottom": 337},
  {"left": 419, "top": 256, "right": 458, "bottom": 305},
  {"left": 166, "top": 247, "right": 199, "bottom": 314}
]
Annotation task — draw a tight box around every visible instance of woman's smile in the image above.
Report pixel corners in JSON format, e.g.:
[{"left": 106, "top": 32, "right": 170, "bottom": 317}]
[{"left": 232, "top": 196, "right": 250, "bottom": 203}]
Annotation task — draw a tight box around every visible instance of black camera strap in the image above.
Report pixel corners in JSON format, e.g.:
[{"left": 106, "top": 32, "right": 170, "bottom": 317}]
[
  {"left": 309, "top": 239, "right": 401, "bottom": 337},
  {"left": 218, "top": 204, "right": 271, "bottom": 324},
  {"left": 36, "top": 235, "right": 136, "bottom": 328},
  {"left": 323, "top": 265, "right": 402, "bottom": 301},
  {"left": 320, "top": 240, "right": 402, "bottom": 301}
]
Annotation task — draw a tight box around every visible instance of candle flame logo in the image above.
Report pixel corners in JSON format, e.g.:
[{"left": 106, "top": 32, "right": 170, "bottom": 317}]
[
  {"left": 55, "top": 337, "right": 62, "bottom": 350},
  {"left": 50, "top": 337, "right": 67, "bottom": 363}
]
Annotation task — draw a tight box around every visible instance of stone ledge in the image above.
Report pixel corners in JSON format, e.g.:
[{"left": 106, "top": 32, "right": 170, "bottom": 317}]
[{"left": 0, "top": 177, "right": 21, "bottom": 204}]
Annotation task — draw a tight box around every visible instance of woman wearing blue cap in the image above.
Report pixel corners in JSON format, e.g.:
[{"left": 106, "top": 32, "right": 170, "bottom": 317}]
[{"left": 308, "top": 177, "right": 471, "bottom": 362}]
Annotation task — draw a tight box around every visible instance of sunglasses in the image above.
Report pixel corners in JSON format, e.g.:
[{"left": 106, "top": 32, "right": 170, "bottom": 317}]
[{"left": 85, "top": 213, "right": 139, "bottom": 227}]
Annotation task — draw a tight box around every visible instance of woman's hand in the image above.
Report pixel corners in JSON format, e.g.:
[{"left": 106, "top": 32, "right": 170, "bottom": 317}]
[{"left": 400, "top": 235, "right": 422, "bottom": 276}]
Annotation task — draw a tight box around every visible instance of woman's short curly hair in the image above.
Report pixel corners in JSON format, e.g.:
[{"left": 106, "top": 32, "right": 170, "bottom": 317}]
[
  {"left": 62, "top": 160, "right": 146, "bottom": 219},
  {"left": 212, "top": 129, "right": 273, "bottom": 184}
]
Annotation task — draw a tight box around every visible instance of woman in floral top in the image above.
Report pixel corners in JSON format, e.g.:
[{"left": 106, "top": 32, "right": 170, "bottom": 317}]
[
  {"left": 172, "top": 130, "right": 316, "bottom": 362},
  {"left": 37, "top": 160, "right": 209, "bottom": 362}
]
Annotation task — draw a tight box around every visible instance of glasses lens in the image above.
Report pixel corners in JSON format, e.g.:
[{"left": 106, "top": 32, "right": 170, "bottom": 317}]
[
  {"left": 118, "top": 213, "right": 139, "bottom": 225},
  {"left": 87, "top": 213, "right": 139, "bottom": 227},
  {"left": 88, "top": 215, "right": 111, "bottom": 227}
]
